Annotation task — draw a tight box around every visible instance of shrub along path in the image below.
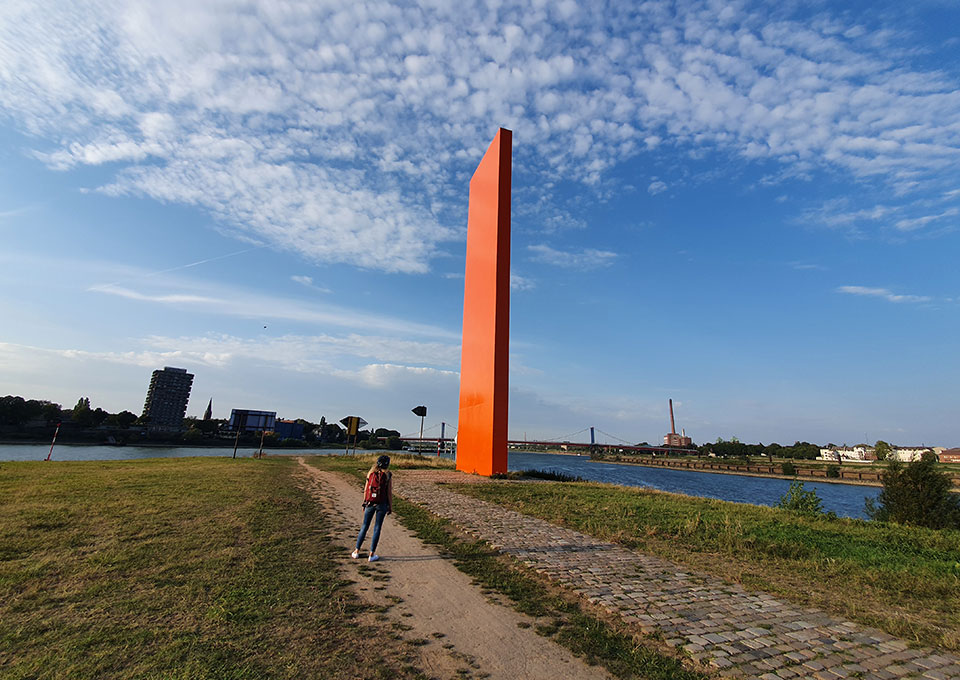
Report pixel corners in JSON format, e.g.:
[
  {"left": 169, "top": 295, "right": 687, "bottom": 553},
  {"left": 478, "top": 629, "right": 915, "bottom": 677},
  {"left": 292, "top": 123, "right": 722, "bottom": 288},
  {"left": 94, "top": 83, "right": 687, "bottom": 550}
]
[{"left": 398, "top": 471, "right": 960, "bottom": 680}]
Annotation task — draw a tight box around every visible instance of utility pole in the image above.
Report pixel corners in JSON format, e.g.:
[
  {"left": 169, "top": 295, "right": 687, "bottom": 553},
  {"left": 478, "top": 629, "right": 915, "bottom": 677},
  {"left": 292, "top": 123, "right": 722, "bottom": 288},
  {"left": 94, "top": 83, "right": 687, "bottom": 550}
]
[{"left": 45, "top": 422, "right": 61, "bottom": 461}]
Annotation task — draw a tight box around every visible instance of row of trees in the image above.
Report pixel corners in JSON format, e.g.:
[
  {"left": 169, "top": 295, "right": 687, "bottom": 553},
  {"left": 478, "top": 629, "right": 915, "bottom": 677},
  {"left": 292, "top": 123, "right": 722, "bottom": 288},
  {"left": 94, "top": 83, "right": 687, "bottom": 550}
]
[
  {"left": 180, "top": 415, "right": 404, "bottom": 449},
  {"left": 698, "top": 438, "right": 821, "bottom": 460},
  {"left": 674, "top": 438, "right": 903, "bottom": 461},
  {"left": 0, "top": 395, "right": 138, "bottom": 430},
  {"left": 630, "top": 437, "right": 822, "bottom": 459},
  {"left": 2, "top": 394, "right": 406, "bottom": 449}
]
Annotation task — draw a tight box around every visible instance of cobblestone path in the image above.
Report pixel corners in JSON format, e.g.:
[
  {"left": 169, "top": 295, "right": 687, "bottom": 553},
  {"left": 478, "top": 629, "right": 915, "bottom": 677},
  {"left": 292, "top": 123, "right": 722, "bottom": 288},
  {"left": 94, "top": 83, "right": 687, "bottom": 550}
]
[{"left": 397, "top": 471, "right": 960, "bottom": 680}]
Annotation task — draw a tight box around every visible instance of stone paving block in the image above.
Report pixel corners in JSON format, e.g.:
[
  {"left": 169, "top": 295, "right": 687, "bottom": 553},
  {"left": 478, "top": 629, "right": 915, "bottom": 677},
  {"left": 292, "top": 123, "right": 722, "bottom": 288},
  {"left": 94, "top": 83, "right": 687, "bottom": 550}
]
[
  {"left": 396, "top": 473, "right": 960, "bottom": 680},
  {"left": 922, "top": 671, "right": 950, "bottom": 680}
]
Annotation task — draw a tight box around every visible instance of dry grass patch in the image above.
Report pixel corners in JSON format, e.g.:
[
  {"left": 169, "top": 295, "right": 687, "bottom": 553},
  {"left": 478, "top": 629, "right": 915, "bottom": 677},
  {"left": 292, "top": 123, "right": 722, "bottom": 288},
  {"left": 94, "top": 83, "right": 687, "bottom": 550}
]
[{"left": 0, "top": 457, "right": 426, "bottom": 679}]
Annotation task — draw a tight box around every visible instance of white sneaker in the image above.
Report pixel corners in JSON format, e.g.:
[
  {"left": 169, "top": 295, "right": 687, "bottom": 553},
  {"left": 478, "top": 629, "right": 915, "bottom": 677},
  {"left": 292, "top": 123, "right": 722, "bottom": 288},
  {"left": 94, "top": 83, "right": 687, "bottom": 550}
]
[
  {"left": 351, "top": 549, "right": 359, "bottom": 559},
  {"left": 368, "top": 554, "right": 380, "bottom": 562}
]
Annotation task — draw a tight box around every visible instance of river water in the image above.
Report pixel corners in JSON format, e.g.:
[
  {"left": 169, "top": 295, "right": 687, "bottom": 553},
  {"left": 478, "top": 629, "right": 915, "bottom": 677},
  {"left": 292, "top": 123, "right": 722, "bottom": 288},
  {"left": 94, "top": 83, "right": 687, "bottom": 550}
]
[
  {"left": 506, "top": 451, "right": 879, "bottom": 520},
  {"left": 1, "top": 444, "right": 879, "bottom": 519}
]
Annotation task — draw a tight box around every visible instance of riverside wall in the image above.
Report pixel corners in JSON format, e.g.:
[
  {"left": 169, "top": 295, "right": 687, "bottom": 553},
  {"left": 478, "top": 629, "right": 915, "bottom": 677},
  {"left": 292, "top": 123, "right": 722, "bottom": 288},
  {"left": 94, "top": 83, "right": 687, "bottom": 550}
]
[{"left": 604, "top": 456, "right": 960, "bottom": 490}]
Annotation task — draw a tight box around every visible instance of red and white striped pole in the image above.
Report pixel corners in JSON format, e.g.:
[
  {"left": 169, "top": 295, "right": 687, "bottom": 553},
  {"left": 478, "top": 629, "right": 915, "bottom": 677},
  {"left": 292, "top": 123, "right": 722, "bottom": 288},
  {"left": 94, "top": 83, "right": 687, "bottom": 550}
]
[{"left": 45, "top": 422, "right": 61, "bottom": 461}]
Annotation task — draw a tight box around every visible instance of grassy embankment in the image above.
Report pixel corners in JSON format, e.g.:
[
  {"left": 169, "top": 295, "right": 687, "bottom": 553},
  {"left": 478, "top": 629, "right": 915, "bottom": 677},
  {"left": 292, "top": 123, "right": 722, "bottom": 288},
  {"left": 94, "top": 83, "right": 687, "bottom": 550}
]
[
  {"left": 307, "top": 454, "right": 706, "bottom": 680},
  {"left": 451, "top": 480, "right": 960, "bottom": 651},
  {"left": 0, "top": 456, "right": 426, "bottom": 679}
]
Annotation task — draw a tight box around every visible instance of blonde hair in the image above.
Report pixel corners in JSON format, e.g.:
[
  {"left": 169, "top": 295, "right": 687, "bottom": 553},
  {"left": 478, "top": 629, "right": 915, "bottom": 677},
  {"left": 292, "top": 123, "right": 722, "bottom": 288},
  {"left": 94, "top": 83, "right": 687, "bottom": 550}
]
[{"left": 367, "top": 461, "right": 391, "bottom": 478}]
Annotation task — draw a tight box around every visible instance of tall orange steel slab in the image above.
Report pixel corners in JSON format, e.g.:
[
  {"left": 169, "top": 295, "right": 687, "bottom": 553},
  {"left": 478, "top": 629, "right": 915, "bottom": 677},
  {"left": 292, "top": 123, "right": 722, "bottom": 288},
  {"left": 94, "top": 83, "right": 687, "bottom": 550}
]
[{"left": 457, "top": 128, "right": 511, "bottom": 476}]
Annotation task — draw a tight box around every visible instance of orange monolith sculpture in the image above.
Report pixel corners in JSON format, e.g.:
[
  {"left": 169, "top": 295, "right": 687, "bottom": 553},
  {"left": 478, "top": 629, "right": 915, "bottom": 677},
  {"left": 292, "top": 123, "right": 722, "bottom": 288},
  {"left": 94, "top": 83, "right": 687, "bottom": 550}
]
[{"left": 457, "top": 127, "right": 512, "bottom": 476}]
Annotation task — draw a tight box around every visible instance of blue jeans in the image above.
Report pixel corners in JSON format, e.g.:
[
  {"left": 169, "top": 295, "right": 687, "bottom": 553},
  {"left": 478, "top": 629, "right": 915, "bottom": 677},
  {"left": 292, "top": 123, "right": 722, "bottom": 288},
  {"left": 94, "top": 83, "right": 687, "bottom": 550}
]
[{"left": 356, "top": 504, "right": 388, "bottom": 553}]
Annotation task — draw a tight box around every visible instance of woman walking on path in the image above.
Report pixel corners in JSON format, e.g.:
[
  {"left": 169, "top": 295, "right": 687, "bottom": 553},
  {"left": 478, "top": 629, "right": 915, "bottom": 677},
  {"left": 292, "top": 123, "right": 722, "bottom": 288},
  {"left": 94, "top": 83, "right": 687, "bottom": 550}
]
[{"left": 352, "top": 455, "right": 392, "bottom": 562}]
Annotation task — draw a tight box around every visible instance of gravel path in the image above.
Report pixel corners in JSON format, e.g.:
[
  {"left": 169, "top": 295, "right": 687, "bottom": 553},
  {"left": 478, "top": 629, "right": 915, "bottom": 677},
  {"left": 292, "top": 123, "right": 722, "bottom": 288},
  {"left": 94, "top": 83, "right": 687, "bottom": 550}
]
[{"left": 296, "top": 460, "right": 614, "bottom": 680}]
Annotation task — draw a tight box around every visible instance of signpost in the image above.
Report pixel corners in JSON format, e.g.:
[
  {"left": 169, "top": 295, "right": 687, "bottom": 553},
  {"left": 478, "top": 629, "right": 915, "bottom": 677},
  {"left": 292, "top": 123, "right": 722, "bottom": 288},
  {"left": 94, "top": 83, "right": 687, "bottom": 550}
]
[
  {"left": 340, "top": 415, "right": 367, "bottom": 454},
  {"left": 411, "top": 406, "right": 427, "bottom": 456}
]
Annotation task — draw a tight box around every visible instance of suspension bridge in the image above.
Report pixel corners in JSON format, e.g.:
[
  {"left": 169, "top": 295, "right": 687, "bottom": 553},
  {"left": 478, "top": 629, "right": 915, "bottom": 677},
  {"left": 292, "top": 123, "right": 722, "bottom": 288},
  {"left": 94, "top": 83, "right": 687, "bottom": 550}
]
[{"left": 398, "top": 423, "right": 682, "bottom": 456}]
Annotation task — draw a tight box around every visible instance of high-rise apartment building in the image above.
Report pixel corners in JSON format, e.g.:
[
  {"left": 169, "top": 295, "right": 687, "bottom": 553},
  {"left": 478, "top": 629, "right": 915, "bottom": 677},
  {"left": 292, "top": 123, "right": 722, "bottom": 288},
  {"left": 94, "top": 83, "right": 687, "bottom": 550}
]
[{"left": 142, "top": 367, "right": 194, "bottom": 428}]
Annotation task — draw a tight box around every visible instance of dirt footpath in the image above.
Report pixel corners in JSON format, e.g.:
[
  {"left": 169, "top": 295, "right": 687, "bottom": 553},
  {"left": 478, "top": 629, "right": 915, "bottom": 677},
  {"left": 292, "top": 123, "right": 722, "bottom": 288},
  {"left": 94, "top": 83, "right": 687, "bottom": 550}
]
[{"left": 296, "top": 459, "right": 612, "bottom": 680}]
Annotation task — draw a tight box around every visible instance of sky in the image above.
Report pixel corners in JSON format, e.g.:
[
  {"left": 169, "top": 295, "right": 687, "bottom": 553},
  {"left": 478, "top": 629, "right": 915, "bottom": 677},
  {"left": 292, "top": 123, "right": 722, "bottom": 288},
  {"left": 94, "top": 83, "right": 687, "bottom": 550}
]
[{"left": 1, "top": 0, "right": 959, "bottom": 447}]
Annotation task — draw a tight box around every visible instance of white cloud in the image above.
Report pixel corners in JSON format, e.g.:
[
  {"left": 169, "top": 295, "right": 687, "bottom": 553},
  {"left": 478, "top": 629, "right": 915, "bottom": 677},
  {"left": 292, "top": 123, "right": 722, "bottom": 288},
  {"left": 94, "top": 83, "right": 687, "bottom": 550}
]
[
  {"left": 337, "top": 363, "right": 459, "bottom": 389},
  {"left": 510, "top": 274, "right": 535, "bottom": 291},
  {"left": 2, "top": 0, "right": 960, "bottom": 270},
  {"left": 88, "top": 279, "right": 458, "bottom": 340},
  {"left": 0, "top": 339, "right": 462, "bottom": 425},
  {"left": 291, "top": 274, "right": 331, "bottom": 293},
  {"left": 528, "top": 244, "right": 618, "bottom": 270},
  {"left": 894, "top": 208, "right": 959, "bottom": 232},
  {"left": 1, "top": 330, "right": 460, "bottom": 376},
  {"left": 647, "top": 180, "right": 667, "bottom": 195},
  {"left": 0, "top": 205, "right": 35, "bottom": 219},
  {"left": 837, "top": 285, "right": 931, "bottom": 304}
]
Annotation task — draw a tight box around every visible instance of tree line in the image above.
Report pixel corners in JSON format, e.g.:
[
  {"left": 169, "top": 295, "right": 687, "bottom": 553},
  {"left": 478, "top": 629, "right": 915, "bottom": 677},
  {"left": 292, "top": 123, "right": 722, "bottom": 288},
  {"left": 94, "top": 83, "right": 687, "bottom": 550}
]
[
  {"left": 0, "top": 394, "right": 404, "bottom": 449},
  {"left": 696, "top": 437, "right": 821, "bottom": 460}
]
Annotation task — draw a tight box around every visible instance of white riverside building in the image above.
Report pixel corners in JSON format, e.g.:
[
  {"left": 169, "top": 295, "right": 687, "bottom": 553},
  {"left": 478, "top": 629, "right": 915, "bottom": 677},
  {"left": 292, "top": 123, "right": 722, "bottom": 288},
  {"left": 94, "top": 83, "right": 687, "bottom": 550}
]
[{"left": 818, "top": 445, "right": 943, "bottom": 463}]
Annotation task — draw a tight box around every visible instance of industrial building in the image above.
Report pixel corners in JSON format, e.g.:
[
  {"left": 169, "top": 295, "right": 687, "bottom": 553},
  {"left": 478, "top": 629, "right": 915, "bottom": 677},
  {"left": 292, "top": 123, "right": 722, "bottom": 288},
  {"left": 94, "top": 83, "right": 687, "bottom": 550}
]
[
  {"left": 663, "top": 399, "right": 692, "bottom": 448},
  {"left": 141, "top": 367, "right": 194, "bottom": 429}
]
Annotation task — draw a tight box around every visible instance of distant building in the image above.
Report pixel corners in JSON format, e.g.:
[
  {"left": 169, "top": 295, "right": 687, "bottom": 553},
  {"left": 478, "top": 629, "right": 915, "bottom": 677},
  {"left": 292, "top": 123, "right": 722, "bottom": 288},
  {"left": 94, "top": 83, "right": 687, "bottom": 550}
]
[
  {"left": 274, "top": 419, "right": 304, "bottom": 440},
  {"left": 663, "top": 399, "right": 692, "bottom": 448},
  {"left": 228, "top": 409, "right": 276, "bottom": 433},
  {"left": 663, "top": 432, "right": 692, "bottom": 448},
  {"left": 818, "top": 445, "right": 944, "bottom": 463},
  {"left": 818, "top": 445, "right": 875, "bottom": 462},
  {"left": 939, "top": 449, "right": 960, "bottom": 464},
  {"left": 142, "top": 367, "right": 194, "bottom": 429},
  {"left": 891, "top": 446, "right": 937, "bottom": 462}
]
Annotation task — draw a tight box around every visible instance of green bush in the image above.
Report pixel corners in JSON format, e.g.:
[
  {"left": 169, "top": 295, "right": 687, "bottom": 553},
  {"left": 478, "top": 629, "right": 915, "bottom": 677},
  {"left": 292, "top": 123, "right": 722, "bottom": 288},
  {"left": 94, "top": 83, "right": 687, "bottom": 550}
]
[
  {"left": 780, "top": 461, "right": 797, "bottom": 476},
  {"left": 825, "top": 464, "right": 841, "bottom": 478},
  {"left": 491, "top": 469, "right": 585, "bottom": 482},
  {"left": 865, "top": 454, "right": 960, "bottom": 529},
  {"left": 777, "top": 481, "right": 823, "bottom": 516}
]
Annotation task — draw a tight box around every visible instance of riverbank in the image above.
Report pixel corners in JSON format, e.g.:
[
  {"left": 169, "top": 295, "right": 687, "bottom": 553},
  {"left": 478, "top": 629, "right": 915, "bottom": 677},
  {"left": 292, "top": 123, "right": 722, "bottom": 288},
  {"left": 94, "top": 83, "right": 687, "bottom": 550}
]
[
  {"left": 454, "top": 476, "right": 960, "bottom": 652},
  {"left": 600, "top": 455, "right": 960, "bottom": 490},
  {"left": 597, "top": 457, "right": 885, "bottom": 487}
]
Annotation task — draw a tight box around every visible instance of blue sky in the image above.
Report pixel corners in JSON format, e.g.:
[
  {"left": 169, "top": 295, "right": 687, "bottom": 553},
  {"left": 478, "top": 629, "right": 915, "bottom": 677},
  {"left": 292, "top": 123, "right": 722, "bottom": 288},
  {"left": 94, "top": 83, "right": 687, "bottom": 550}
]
[{"left": 1, "top": 0, "right": 959, "bottom": 447}]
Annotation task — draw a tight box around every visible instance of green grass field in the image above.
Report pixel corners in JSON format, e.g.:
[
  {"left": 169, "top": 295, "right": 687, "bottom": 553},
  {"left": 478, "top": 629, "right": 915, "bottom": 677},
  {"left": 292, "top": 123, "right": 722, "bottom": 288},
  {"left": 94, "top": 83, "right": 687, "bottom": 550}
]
[
  {"left": 0, "top": 457, "right": 424, "bottom": 679},
  {"left": 451, "top": 480, "right": 960, "bottom": 651},
  {"left": 6, "top": 453, "right": 956, "bottom": 678}
]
